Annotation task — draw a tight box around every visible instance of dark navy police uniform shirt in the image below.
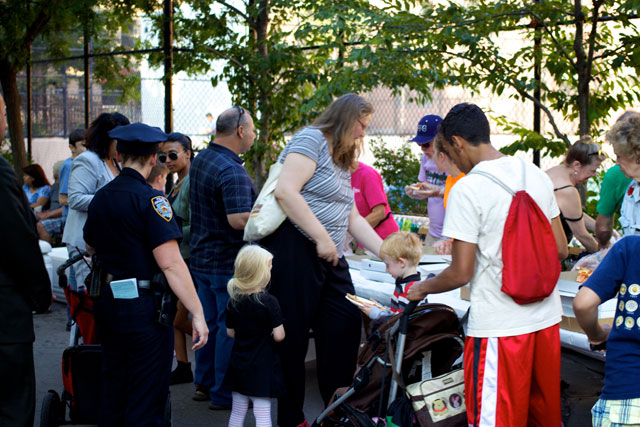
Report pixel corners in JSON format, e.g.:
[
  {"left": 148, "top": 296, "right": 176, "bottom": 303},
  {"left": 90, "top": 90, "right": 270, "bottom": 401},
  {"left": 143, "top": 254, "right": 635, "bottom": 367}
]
[
  {"left": 583, "top": 235, "right": 640, "bottom": 400},
  {"left": 83, "top": 167, "right": 182, "bottom": 280},
  {"left": 189, "top": 143, "right": 256, "bottom": 276}
]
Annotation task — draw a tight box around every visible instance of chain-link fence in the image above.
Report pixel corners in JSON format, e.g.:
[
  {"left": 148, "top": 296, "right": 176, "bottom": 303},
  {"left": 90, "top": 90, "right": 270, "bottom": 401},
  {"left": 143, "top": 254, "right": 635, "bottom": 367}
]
[{"left": 12, "top": 22, "right": 588, "bottom": 183}]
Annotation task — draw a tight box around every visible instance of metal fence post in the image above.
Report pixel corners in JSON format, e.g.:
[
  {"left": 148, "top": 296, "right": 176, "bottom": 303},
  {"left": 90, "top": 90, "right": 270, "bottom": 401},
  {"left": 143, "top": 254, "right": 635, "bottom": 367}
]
[
  {"left": 84, "top": 21, "right": 91, "bottom": 129},
  {"left": 163, "top": 0, "right": 173, "bottom": 134}
]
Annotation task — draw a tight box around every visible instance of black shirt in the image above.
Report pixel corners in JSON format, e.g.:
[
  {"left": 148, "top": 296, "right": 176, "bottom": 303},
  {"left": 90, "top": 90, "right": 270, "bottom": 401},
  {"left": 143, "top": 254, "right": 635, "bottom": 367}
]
[{"left": 83, "top": 167, "right": 182, "bottom": 279}]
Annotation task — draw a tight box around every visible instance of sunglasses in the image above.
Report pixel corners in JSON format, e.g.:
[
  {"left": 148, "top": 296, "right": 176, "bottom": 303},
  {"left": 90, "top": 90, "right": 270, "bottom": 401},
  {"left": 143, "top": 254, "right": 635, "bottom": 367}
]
[
  {"left": 158, "top": 151, "right": 183, "bottom": 163},
  {"left": 236, "top": 106, "right": 245, "bottom": 129}
]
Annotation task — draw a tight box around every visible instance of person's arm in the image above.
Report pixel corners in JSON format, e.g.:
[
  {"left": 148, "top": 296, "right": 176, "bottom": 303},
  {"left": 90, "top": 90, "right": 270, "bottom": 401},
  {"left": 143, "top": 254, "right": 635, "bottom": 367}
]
[
  {"left": 153, "top": 240, "right": 208, "bottom": 350},
  {"left": 58, "top": 194, "right": 68, "bottom": 206},
  {"left": 68, "top": 155, "right": 99, "bottom": 212},
  {"left": 227, "top": 212, "right": 250, "bottom": 230},
  {"left": 272, "top": 325, "right": 285, "bottom": 342},
  {"left": 551, "top": 215, "right": 569, "bottom": 260},
  {"left": 573, "top": 286, "right": 609, "bottom": 344},
  {"left": 407, "top": 239, "right": 477, "bottom": 300},
  {"left": 37, "top": 206, "right": 62, "bottom": 220},
  {"left": 556, "top": 188, "right": 598, "bottom": 253},
  {"left": 0, "top": 159, "right": 51, "bottom": 313},
  {"left": 31, "top": 196, "right": 49, "bottom": 209},
  {"left": 595, "top": 214, "right": 614, "bottom": 248},
  {"left": 274, "top": 153, "right": 338, "bottom": 265},
  {"left": 363, "top": 204, "right": 386, "bottom": 228},
  {"left": 583, "top": 213, "right": 596, "bottom": 232},
  {"left": 348, "top": 205, "right": 383, "bottom": 257},
  {"left": 221, "top": 167, "right": 254, "bottom": 231}
]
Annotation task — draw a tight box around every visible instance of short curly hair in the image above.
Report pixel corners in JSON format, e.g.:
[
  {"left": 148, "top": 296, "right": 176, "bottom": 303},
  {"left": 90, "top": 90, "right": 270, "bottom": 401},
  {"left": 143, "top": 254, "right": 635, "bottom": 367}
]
[
  {"left": 379, "top": 231, "right": 422, "bottom": 266},
  {"left": 606, "top": 112, "right": 640, "bottom": 163}
]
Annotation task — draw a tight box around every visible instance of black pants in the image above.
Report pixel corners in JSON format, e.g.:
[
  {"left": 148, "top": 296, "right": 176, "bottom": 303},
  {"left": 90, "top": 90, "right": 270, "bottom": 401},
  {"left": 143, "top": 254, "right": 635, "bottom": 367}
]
[
  {"left": 262, "top": 220, "right": 361, "bottom": 427},
  {"left": 95, "top": 286, "right": 173, "bottom": 426},
  {"left": 0, "top": 342, "right": 35, "bottom": 427}
]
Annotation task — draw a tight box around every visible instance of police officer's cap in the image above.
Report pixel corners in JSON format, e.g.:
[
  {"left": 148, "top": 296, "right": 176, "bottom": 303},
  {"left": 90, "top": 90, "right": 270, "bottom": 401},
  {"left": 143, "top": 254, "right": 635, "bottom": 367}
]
[{"left": 109, "top": 123, "right": 168, "bottom": 155}]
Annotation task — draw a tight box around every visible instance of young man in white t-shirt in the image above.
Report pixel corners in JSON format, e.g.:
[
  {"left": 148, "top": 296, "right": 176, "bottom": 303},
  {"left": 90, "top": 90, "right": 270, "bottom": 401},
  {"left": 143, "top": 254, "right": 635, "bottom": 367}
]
[{"left": 408, "top": 103, "right": 568, "bottom": 427}]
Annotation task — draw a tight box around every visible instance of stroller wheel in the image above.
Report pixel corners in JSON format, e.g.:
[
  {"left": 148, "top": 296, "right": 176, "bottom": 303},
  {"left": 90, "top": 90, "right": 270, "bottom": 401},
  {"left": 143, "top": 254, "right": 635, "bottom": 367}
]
[{"left": 40, "top": 390, "right": 61, "bottom": 427}]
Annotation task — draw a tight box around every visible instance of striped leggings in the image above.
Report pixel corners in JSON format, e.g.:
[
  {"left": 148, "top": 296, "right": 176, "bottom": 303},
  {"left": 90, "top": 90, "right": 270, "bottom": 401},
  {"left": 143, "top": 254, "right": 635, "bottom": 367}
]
[{"left": 228, "top": 392, "right": 272, "bottom": 427}]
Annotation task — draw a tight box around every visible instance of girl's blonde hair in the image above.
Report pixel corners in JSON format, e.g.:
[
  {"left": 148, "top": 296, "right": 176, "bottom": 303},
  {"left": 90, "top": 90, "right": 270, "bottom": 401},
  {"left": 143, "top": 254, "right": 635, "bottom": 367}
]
[
  {"left": 227, "top": 245, "right": 274, "bottom": 302},
  {"left": 312, "top": 93, "right": 373, "bottom": 170}
]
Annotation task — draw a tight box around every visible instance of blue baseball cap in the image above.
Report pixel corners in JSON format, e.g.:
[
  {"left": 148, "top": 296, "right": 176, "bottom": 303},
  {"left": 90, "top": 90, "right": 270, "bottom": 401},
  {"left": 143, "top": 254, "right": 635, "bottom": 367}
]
[
  {"left": 410, "top": 114, "right": 443, "bottom": 145},
  {"left": 109, "top": 123, "right": 168, "bottom": 155}
]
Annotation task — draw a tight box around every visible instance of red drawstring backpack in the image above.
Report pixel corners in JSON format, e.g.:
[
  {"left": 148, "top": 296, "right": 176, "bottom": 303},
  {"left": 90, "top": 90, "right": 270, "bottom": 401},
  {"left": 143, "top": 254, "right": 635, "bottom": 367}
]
[{"left": 470, "top": 158, "right": 560, "bottom": 304}]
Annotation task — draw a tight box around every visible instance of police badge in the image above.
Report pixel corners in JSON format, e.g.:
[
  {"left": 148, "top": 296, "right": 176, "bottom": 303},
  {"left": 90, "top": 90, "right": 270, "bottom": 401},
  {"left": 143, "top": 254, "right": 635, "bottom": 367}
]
[{"left": 151, "top": 196, "right": 173, "bottom": 222}]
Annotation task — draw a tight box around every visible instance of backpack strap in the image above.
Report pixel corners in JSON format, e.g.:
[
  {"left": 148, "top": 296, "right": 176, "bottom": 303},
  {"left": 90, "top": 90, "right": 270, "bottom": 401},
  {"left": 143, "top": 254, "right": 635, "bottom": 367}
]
[{"left": 468, "top": 170, "right": 516, "bottom": 197}]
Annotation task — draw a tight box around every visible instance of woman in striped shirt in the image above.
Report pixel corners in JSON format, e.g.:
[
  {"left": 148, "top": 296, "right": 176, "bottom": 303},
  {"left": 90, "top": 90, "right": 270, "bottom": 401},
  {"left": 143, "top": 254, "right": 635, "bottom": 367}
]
[{"left": 261, "top": 93, "right": 383, "bottom": 427}]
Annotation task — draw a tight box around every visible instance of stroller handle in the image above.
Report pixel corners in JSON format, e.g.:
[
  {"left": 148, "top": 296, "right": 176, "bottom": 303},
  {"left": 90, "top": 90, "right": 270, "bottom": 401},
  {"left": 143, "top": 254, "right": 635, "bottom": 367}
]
[
  {"left": 56, "top": 251, "right": 90, "bottom": 276},
  {"left": 400, "top": 300, "right": 419, "bottom": 334}
]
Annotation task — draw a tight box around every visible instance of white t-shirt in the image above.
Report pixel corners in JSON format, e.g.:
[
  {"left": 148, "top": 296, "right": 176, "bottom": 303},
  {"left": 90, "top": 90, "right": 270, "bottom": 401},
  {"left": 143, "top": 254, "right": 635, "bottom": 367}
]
[{"left": 443, "top": 156, "right": 563, "bottom": 338}]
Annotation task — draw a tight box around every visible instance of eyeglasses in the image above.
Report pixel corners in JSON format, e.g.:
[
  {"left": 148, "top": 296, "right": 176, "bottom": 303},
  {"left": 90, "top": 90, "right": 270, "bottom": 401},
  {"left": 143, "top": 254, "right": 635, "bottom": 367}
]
[
  {"left": 419, "top": 141, "right": 433, "bottom": 148},
  {"left": 158, "top": 150, "right": 184, "bottom": 163},
  {"left": 236, "top": 106, "right": 245, "bottom": 129},
  {"left": 357, "top": 118, "right": 368, "bottom": 131}
]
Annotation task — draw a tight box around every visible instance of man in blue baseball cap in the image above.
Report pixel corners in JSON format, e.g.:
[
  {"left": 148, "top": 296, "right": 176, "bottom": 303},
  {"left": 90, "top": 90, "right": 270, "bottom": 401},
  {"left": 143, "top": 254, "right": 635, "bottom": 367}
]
[{"left": 405, "top": 114, "right": 448, "bottom": 246}]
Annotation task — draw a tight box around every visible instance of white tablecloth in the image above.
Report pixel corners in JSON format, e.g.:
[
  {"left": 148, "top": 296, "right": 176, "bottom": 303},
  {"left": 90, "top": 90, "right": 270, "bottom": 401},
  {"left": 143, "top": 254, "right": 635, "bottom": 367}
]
[{"left": 350, "top": 262, "right": 606, "bottom": 361}]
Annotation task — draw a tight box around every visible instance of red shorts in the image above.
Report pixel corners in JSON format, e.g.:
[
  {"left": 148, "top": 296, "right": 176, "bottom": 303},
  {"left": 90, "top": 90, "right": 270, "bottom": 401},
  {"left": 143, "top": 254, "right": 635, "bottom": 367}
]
[{"left": 464, "top": 324, "right": 561, "bottom": 427}]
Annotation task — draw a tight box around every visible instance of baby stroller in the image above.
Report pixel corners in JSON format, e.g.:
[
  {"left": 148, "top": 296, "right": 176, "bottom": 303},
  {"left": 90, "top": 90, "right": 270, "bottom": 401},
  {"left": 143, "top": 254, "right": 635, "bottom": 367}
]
[
  {"left": 40, "top": 252, "right": 102, "bottom": 427},
  {"left": 314, "top": 302, "right": 465, "bottom": 427}
]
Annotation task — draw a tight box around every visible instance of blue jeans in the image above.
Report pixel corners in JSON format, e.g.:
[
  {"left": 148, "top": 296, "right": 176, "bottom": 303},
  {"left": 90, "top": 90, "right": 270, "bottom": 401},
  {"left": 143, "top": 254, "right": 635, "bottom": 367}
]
[{"left": 192, "top": 271, "right": 233, "bottom": 406}]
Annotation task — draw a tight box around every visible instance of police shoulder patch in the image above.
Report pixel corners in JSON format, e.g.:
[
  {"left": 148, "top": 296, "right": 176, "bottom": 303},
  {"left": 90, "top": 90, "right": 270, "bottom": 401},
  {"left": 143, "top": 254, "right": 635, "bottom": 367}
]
[{"left": 151, "top": 196, "right": 173, "bottom": 222}]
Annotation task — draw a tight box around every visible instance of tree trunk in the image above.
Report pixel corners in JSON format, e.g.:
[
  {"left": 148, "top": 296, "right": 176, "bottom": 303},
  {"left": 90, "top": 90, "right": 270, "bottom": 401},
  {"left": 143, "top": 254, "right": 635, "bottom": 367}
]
[
  {"left": 573, "top": 0, "right": 590, "bottom": 137},
  {"left": 0, "top": 59, "right": 29, "bottom": 176},
  {"left": 253, "top": 0, "right": 270, "bottom": 189}
]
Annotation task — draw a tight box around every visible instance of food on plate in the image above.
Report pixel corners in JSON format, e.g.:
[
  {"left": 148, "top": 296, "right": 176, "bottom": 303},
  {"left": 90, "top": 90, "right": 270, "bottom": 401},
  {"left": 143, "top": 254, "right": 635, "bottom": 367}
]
[
  {"left": 576, "top": 268, "right": 593, "bottom": 284},
  {"left": 345, "top": 293, "right": 388, "bottom": 310}
]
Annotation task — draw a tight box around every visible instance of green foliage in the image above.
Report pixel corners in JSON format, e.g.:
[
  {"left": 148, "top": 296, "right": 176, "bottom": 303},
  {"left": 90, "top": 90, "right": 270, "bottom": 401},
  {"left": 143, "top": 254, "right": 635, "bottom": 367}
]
[
  {"left": 143, "top": 0, "right": 448, "bottom": 187},
  {"left": 370, "top": 138, "right": 424, "bottom": 215},
  {"left": 365, "top": 0, "right": 640, "bottom": 152},
  {"left": 0, "top": 138, "right": 12, "bottom": 164}
]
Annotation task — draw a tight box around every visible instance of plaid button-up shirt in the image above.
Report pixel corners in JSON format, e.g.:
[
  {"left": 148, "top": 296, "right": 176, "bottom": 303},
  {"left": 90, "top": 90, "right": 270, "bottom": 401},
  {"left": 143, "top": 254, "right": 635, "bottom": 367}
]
[{"left": 189, "top": 143, "right": 256, "bottom": 276}]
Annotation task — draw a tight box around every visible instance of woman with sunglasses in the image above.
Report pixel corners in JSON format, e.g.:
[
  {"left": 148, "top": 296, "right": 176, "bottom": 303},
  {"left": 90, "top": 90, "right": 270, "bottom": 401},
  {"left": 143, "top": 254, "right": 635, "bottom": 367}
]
[
  {"left": 261, "top": 93, "right": 383, "bottom": 427},
  {"left": 158, "top": 132, "right": 196, "bottom": 385},
  {"left": 546, "top": 137, "right": 605, "bottom": 253}
]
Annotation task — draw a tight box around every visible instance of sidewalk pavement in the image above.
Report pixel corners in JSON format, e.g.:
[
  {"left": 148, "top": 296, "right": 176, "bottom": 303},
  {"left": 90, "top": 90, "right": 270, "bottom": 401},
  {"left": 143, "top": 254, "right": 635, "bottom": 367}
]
[{"left": 33, "top": 302, "right": 600, "bottom": 426}]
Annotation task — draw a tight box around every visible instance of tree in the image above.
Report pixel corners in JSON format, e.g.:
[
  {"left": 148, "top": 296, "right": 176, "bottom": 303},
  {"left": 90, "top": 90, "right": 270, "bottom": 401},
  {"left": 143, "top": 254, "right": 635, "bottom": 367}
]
[
  {"left": 0, "top": 0, "right": 142, "bottom": 174},
  {"left": 143, "top": 0, "right": 449, "bottom": 187},
  {"left": 367, "top": 0, "right": 640, "bottom": 155}
]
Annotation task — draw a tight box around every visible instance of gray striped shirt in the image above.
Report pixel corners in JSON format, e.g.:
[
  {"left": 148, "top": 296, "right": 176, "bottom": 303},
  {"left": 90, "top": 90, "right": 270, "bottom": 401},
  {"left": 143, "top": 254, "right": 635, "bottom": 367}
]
[{"left": 280, "top": 127, "right": 354, "bottom": 255}]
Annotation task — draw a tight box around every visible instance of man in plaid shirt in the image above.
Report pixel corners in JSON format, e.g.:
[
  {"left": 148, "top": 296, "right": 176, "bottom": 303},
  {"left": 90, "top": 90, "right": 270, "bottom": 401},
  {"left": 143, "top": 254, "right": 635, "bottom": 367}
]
[{"left": 189, "top": 106, "right": 257, "bottom": 409}]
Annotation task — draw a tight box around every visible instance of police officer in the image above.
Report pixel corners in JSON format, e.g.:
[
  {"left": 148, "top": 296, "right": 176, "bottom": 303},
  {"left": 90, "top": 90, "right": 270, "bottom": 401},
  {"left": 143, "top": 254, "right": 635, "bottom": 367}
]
[{"left": 83, "top": 123, "right": 208, "bottom": 426}]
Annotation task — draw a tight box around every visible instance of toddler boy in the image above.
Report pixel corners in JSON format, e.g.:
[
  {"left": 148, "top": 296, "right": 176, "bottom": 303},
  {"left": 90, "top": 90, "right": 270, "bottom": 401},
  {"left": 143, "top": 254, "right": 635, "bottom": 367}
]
[{"left": 359, "top": 231, "right": 426, "bottom": 320}]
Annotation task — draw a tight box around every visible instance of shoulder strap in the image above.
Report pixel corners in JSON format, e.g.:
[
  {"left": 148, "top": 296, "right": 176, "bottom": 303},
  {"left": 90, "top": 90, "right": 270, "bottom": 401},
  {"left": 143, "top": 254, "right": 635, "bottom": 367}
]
[
  {"left": 468, "top": 170, "right": 516, "bottom": 197},
  {"left": 554, "top": 184, "right": 574, "bottom": 192}
]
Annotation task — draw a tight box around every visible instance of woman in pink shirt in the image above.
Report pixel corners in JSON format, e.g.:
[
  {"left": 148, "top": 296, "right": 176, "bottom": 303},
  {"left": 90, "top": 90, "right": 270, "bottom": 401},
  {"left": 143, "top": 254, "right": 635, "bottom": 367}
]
[{"left": 351, "top": 162, "right": 399, "bottom": 241}]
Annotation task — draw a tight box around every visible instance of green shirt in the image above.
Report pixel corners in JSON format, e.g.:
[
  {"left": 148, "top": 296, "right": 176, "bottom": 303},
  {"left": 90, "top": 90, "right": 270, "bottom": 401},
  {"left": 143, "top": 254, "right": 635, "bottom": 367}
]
[{"left": 597, "top": 165, "right": 632, "bottom": 216}]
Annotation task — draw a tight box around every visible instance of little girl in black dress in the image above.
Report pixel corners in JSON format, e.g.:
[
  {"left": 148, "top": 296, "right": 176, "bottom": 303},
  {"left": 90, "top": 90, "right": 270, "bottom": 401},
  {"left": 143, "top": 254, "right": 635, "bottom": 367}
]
[{"left": 225, "top": 245, "right": 285, "bottom": 427}]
